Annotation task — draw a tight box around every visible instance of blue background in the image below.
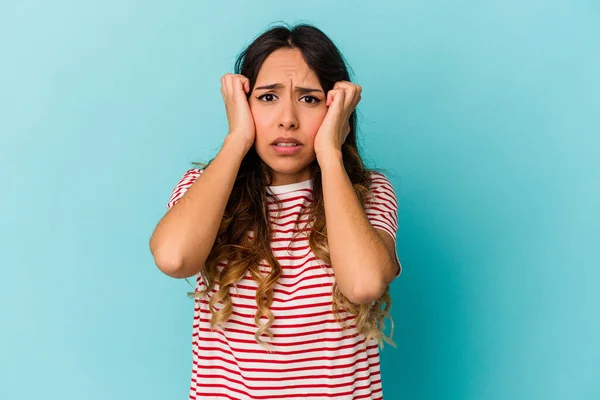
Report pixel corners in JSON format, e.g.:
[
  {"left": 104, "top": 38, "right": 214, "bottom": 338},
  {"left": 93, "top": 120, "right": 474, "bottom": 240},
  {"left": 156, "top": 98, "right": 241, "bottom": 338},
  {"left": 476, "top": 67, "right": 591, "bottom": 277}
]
[{"left": 1, "top": 1, "right": 598, "bottom": 399}]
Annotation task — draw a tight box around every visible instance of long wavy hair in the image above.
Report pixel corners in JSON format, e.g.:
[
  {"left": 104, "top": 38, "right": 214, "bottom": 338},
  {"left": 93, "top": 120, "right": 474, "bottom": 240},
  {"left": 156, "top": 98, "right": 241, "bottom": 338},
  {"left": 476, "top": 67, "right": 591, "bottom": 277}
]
[{"left": 189, "top": 23, "right": 395, "bottom": 350}]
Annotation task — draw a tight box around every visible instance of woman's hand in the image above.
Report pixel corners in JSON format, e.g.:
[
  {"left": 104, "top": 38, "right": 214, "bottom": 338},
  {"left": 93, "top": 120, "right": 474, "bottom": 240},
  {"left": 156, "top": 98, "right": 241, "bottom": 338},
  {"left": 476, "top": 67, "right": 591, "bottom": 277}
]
[
  {"left": 314, "top": 81, "right": 362, "bottom": 160},
  {"left": 221, "top": 73, "right": 256, "bottom": 150}
]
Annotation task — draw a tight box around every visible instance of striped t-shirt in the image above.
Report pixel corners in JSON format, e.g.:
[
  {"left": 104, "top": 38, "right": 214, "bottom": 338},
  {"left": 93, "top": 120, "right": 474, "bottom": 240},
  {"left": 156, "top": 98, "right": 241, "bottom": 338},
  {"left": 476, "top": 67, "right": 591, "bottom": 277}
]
[{"left": 167, "top": 168, "right": 401, "bottom": 400}]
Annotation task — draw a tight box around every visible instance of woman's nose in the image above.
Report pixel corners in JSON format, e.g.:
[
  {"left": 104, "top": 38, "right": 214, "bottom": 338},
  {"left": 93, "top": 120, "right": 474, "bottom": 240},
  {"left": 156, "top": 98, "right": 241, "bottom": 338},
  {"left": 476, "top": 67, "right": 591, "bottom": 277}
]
[{"left": 278, "top": 99, "right": 299, "bottom": 130}]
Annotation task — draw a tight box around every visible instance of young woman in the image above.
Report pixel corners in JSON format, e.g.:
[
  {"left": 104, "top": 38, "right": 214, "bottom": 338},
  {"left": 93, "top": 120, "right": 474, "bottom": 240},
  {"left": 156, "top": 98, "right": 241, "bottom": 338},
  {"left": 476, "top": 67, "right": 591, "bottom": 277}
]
[{"left": 150, "top": 23, "right": 402, "bottom": 400}]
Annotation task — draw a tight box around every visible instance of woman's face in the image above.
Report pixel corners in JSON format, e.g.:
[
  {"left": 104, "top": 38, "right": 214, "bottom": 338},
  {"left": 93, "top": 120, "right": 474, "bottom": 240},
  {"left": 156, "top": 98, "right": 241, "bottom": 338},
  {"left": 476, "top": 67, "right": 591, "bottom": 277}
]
[{"left": 249, "top": 48, "right": 328, "bottom": 186}]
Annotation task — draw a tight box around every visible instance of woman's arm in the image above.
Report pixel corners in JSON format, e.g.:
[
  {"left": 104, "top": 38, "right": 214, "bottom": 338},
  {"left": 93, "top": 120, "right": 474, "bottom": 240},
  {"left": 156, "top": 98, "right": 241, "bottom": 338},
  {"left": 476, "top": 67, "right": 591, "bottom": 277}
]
[
  {"left": 314, "top": 81, "right": 400, "bottom": 304},
  {"left": 151, "top": 73, "right": 255, "bottom": 279},
  {"left": 149, "top": 136, "right": 250, "bottom": 279}
]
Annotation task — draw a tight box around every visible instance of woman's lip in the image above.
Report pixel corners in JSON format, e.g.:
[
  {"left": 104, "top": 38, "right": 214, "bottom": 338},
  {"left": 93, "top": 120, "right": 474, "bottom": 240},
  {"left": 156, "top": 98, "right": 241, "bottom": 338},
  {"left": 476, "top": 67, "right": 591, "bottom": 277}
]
[{"left": 272, "top": 144, "right": 302, "bottom": 155}]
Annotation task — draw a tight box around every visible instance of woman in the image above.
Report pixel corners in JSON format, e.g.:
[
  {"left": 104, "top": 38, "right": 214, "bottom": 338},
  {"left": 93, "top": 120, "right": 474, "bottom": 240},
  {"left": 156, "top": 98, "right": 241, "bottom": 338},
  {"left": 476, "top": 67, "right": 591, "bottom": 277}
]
[{"left": 150, "top": 23, "right": 402, "bottom": 400}]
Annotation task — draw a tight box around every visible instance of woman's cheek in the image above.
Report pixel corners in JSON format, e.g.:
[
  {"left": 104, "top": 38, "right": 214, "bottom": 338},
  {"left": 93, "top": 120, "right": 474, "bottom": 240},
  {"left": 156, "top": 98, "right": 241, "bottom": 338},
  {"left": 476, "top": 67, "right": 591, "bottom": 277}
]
[
  {"left": 307, "top": 113, "right": 327, "bottom": 144},
  {"left": 250, "top": 109, "right": 269, "bottom": 143}
]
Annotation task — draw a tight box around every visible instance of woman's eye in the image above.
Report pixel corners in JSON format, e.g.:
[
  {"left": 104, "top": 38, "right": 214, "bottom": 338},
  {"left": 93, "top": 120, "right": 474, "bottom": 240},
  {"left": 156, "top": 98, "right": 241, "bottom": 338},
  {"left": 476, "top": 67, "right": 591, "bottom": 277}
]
[
  {"left": 301, "top": 96, "right": 320, "bottom": 104},
  {"left": 258, "top": 94, "right": 276, "bottom": 102}
]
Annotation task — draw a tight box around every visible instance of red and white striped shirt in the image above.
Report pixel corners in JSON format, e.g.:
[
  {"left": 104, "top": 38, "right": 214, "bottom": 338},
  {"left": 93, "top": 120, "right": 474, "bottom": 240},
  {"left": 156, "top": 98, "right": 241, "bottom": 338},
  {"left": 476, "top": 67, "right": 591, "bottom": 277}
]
[{"left": 167, "top": 169, "right": 401, "bottom": 400}]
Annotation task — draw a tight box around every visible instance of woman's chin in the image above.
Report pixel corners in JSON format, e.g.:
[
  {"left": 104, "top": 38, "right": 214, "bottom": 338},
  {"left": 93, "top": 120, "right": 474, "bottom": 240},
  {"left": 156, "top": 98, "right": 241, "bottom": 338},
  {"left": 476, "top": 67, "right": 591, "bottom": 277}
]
[
  {"left": 260, "top": 152, "right": 313, "bottom": 170},
  {"left": 262, "top": 160, "right": 313, "bottom": 182}
]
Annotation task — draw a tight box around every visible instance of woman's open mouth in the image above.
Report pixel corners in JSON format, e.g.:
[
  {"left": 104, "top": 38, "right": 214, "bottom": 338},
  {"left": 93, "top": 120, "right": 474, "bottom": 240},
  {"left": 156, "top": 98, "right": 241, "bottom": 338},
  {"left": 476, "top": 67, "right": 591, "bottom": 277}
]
[
  {"left": 273, "top": 143, "right": 302, "bottom": 155},
  {"left": 272, "top": 137, "right": 302, "bottom": 155}
]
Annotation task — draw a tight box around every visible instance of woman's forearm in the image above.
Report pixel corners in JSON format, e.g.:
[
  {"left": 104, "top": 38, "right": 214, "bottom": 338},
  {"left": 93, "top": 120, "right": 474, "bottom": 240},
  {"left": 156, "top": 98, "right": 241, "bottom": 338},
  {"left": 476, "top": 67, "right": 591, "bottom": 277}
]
[{"left": 318, "top": 151, "right": 396, "bottom": 304}]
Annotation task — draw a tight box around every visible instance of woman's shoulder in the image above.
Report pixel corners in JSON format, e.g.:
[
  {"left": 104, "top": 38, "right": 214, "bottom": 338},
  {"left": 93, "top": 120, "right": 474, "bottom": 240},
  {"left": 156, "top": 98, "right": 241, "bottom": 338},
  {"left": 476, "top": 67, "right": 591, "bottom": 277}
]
[
  {"left": 368, "top": 170, "right": 395, "bottom": 189},
  {"left": 184, "top": 167, "right": 203, "bottom": 176},
  {"left": 166, "top": 168, "right": 204, "bottom": 209},
  {"left": 176, "top": 167, "right": 204, "bottom": 183}
]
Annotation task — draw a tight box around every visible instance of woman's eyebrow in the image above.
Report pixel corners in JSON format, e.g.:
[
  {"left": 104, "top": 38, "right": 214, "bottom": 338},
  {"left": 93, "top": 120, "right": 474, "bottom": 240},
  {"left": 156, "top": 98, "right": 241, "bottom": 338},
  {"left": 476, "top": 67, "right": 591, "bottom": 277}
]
[{"left": 254, "top": 83, "right": 323, "bottom": 94}]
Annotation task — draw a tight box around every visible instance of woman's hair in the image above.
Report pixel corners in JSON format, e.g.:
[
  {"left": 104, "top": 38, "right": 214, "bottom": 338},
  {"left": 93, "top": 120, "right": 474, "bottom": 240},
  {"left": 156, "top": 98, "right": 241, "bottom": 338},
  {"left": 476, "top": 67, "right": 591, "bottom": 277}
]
[{"left": 191, "top": 23, "right": 395, "bottom": 350}]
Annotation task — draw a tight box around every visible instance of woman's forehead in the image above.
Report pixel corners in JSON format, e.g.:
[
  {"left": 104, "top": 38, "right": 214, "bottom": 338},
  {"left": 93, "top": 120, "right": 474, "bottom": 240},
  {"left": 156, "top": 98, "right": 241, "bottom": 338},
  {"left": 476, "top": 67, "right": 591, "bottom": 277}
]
[{"left": 255, "top": 48, "right": 319, "bottom": 86}]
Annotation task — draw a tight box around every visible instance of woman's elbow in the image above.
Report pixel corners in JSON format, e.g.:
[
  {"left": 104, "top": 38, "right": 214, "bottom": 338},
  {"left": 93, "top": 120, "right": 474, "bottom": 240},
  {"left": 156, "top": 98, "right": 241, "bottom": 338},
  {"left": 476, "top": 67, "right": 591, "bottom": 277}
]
[
  {"left": 152, "top": 250, "right": 184, "bottom": 278},
  {"left": 149, "top": 238, "right": 189, "bottom": 278},
  {"left": 343, "top": 282, "right": 386, "bottom": 305}
]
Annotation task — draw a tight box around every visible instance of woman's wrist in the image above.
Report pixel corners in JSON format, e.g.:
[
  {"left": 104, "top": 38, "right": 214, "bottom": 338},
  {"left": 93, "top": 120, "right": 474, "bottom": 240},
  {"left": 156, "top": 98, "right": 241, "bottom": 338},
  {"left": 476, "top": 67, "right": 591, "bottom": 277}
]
[
  {"left": 223, "top": 134, "right": 253, "bottom": 158},
  {"left": 316, "top": 149, "right": 344, "bottom": 169}
]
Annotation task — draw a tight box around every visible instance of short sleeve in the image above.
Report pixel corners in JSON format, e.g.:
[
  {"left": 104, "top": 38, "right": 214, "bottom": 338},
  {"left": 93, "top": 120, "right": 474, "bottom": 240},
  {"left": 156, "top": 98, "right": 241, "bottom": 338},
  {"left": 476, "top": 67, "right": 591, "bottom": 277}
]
[
  {"left": 365, "top": 172, "right": 402, "bottom": 278},
  {"left": 167, "top": 168, "right": 203, "bottom": 209}
]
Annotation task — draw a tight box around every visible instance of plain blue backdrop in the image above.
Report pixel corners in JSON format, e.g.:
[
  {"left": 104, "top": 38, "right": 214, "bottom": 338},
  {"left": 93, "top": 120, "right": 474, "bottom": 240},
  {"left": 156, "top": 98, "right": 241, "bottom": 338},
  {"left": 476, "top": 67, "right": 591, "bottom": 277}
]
[{"left": 1, "top": 1, "right": 598, "bottom": 399}]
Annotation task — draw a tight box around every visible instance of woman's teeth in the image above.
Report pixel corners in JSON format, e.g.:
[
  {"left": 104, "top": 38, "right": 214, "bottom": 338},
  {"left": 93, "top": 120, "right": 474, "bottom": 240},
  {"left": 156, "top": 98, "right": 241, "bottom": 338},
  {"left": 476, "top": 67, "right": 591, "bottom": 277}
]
[{"left": 276, "top": 143, "right": 298, "bottom": 147}]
